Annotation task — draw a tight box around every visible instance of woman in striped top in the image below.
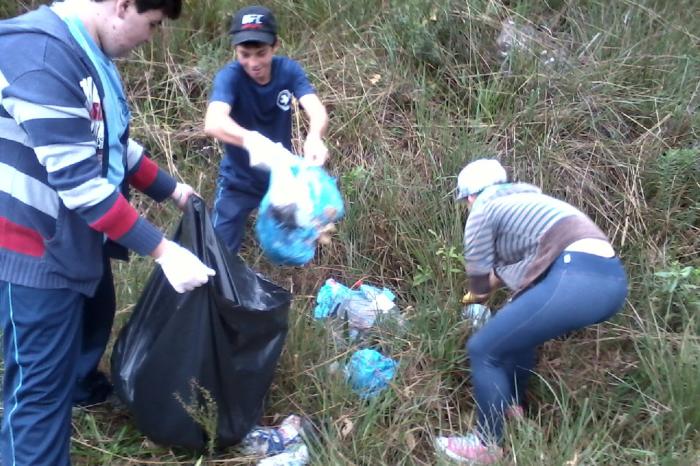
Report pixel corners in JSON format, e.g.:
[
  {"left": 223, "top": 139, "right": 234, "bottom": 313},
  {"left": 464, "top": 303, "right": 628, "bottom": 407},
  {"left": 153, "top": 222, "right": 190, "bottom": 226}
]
[{"left": 436, "top": 159, "right": 628, "bottom": 464}]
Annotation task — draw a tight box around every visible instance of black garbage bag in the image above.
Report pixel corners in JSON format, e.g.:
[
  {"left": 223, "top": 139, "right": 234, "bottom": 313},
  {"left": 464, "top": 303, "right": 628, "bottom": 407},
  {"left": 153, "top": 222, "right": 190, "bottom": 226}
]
[{"left": 111, "top": 196, "right": 291, "bottom": 450}]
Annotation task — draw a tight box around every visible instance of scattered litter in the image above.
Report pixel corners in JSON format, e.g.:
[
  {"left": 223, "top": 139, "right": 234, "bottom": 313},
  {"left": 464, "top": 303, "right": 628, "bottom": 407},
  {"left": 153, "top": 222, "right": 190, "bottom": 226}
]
[
  {"left": 496, "top": 18, "right": 568, "bottom": 70},
  {"left": 241, "top": 426, "right": 285, "bottom": 456},
  {"left": 497, "top": 19, "right": 537, "bottom": 58},
  {"left": 461, "top": 303, "right": 491, "bottom": 329},
  {"left": 313, "top": 278, "right": 348, "bottom": 319},
  {"left": 344, "top": 349, "right": 398, "bottom": 399},
  {"left": 241, "top": 415, "right": 310, "bottom": 465},
  {"left": 314, "top": 279, "right": 404, "bottom": 341},
  {"left": 258, "top": 444, "right": 309, "bottom": 466}
]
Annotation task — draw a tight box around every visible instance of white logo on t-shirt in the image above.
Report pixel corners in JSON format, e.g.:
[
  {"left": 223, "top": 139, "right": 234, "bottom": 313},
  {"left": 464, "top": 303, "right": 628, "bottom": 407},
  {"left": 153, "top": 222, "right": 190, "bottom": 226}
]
[
  {"left": 79, "top": 76, "right": 104, "bottom": 157},
  {"left": 277, "top": 90, "right": 292, "bottom": 111}
]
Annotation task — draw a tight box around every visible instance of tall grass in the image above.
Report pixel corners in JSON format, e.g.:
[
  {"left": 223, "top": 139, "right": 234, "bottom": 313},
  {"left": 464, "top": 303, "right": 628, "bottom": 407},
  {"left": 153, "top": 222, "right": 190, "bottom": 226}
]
[{"left": 3, "top": 0, "right": 698, "bottom": 464}]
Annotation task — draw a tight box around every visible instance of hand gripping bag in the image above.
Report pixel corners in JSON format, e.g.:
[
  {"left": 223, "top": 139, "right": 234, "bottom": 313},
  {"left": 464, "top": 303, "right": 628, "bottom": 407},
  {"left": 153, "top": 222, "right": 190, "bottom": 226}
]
[{"left": 111, "top": 197, "right": 291, "bottom": 450}]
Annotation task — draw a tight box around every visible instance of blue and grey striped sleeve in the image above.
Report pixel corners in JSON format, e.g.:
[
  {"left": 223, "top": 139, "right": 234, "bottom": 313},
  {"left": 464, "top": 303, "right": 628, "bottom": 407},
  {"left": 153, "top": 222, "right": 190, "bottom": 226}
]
[
  {"left": 125, "top": 139, "right": 177, "bottom": 202},
  {"left": 3, "top": 69, "right": 112, "bottom": 213},
  {"left": 1, "top": 47, "right": 161, "bottom": 255},
  {"left": 463, "top": 208, "right": 495, "bottom": 280}
]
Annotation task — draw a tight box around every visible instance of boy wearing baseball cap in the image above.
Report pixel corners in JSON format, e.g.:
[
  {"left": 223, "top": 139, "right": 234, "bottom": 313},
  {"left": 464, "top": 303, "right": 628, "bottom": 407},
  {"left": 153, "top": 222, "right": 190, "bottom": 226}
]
[{"left": 204, "top": 5, "right": 329, "bottom": 253}]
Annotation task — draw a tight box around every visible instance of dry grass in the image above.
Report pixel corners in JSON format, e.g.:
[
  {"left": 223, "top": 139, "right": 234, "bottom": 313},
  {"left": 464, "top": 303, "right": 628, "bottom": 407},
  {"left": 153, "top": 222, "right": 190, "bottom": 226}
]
[{"left": 3, "top": 0, "right": 698, "bottom": 464}]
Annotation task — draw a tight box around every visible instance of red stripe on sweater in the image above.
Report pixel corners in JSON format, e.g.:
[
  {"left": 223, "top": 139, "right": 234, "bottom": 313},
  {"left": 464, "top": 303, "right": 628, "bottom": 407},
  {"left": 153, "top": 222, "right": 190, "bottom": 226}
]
[
  {"left": 128, "top": 154, "right": 159, "bottom": 192},
  {"left": 89, "top": 195, "right": 138, "bottom": 240},
  {"left": 0, "top": 217, "right": 45, "bottom": 257}
]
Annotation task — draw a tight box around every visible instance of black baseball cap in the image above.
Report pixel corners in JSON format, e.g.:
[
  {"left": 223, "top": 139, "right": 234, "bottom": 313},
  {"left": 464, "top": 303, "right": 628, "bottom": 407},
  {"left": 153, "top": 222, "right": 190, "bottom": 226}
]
[{"left": 230, "top": 6, "right": 278, "bottom": 45}]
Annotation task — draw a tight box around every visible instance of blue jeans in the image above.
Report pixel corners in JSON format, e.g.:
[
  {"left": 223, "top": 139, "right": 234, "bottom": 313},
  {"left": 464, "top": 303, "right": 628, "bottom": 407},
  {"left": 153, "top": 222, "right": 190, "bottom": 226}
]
[
  {"left": 212, "top": 176, "right": 263, "bottom": 253},
  {"left": 1, "top": 282, "right": 83, "bottom": 466},
  {"left": 466, "top": 252, "right": 628, "bottom": 443}
]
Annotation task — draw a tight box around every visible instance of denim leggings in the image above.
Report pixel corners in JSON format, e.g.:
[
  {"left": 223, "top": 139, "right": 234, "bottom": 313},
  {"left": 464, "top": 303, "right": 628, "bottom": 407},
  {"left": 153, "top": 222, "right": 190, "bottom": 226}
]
[{"left": 466, "top": 251, "right": 628, "bottom": 443}]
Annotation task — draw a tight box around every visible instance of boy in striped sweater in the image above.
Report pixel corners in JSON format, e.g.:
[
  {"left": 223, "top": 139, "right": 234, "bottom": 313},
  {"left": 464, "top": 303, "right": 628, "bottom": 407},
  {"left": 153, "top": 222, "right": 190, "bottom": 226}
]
[
  {"left": 436, "top": 159, "right": 628, "bottom": 464},
  {"left": 0, "top": 1, "right": 214, "bottom": 464}
]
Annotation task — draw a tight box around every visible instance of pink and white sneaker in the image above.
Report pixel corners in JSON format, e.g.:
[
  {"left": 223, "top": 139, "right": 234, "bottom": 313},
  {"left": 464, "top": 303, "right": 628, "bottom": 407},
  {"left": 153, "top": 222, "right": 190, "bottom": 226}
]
[
  {"left": 435, "top": 433, "right": 503, "bottom": 464},
  {"left": 505, "top": 404, "right": 525, "bottom": 420}
]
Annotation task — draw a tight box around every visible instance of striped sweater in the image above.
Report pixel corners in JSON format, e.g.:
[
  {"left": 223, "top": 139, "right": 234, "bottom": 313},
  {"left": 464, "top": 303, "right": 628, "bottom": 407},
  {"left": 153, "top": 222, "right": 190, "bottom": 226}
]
[
  {"left": 0, "top": 6, "right": 176, "bottom": 296},
  {"left": 464, "top": 182, "right": 608, "bottom": 293}
]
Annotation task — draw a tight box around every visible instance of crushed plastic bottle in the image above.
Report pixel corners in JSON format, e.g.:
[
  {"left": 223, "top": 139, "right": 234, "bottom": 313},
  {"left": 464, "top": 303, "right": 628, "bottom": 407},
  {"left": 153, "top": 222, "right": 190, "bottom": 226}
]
[
  {"left": 314, "top": 279, "right": 404, "bottom": 342},
  {"left": 345, "top": 284, "right": 400, "bottom": 340},
  {"left": 462, "top": 303, "right": 491, "bottom": 329},
  {"left": 240, "top": 415, "right": 308, "bottom": 463},
  {"left": 240, "top": 426, "right": 286, "bottom": 456},
  {"left": 276, "top": 414, "right": 304, "bottom": 445},
  {"left": 257, "top": 444, "right": 309, "bottom": 466},
  {"left": 496, "top": 18, "right": 568, "bottom": 71}
]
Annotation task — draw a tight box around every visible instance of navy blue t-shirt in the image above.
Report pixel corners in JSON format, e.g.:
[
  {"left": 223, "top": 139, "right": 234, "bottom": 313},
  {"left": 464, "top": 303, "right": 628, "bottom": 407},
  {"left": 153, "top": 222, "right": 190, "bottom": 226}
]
[{"left": 209, "top": 55, "right": 316, "bottom": 195}]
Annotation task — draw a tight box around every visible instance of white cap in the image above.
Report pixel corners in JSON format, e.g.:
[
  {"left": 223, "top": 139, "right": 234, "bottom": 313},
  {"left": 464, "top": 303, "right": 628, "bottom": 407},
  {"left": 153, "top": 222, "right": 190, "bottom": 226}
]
[{"left": 456, "top": 159, "right": 507, "bottom": 200}]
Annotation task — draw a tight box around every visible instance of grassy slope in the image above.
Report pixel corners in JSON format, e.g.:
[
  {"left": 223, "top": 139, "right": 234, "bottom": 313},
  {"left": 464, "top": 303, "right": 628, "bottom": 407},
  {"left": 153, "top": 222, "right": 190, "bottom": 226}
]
[{"left": 3, "top": 0, "right": 698, "bottom": 464}]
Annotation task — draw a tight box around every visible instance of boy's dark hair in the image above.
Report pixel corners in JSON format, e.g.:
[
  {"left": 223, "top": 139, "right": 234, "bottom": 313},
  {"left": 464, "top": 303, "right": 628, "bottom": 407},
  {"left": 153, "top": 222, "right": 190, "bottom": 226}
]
[
  {"left": 235, "top": 39, "right": 278, "bottom": 48},
  {"left": 93, "top": 0, "right": 182, "bottom": 19}
]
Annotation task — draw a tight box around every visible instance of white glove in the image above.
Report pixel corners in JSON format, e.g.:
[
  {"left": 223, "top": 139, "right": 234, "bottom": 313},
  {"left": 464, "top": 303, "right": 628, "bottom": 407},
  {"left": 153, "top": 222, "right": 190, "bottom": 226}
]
[
  {"left": 302, "top": 136, "right": 328, "bottom": 166},
  {"left": 170, "top": 182, "right": 196, "bottom": 211},
  {"left": 243, "top": 131, "right": 298, "bottom": 171},
  {"left": 155, "top": 240, "right": 215, "bottom": 293}
]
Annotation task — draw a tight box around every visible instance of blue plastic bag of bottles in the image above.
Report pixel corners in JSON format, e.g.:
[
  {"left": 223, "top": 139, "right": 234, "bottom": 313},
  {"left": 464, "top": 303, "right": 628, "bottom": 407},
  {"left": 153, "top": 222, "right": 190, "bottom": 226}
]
[
  {"left": 313, "top": 278, "right": 401, "bottom": 341},
  {"left": 256, "top": 161, "right": 344, "bottom": 266}
]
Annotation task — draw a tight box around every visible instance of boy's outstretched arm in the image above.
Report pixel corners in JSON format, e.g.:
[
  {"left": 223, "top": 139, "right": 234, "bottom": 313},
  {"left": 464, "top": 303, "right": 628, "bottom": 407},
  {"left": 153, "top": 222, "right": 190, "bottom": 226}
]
[
  {"left": 204, "top": 101, "right": 249, "bottom": 147},
  {"left": 299, "top": 93, "right": 329, "bottom": 165},
  {"left": 204, "top": 100, "right": 293, "bottom": 169}
]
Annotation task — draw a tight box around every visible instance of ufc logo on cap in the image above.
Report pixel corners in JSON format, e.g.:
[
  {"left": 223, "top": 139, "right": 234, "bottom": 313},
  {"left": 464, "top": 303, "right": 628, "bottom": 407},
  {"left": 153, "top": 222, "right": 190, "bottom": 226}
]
[{"left": 241, "top": 14, "right": 264, "bottom": 25}]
